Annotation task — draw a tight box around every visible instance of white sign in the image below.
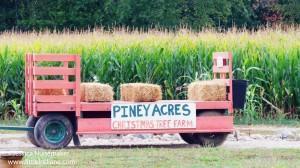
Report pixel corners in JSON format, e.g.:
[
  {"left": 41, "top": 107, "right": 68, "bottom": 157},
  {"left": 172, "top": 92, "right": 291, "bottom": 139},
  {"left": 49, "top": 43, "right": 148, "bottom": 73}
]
[
  {"left": 217, "top": 56, "right": 223, "bottom": 67},
  {"left": 111, "top": 102, "right": 196, "bottom": 130}
]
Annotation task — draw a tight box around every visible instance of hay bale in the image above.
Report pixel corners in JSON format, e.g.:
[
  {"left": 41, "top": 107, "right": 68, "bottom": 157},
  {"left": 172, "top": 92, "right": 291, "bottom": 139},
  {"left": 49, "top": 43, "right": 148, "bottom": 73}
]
[
  {"left": 120, "top": 83, "right": 162, "bottom": 102},
  {"left": 35, "top": 89, "right": 67, "bottom": 95},
  {"left": 188, "top": 80, "right": 227, "bottom": 101},
  {"left": 80, "top": 83, "right": 114, "bottom": 102}
]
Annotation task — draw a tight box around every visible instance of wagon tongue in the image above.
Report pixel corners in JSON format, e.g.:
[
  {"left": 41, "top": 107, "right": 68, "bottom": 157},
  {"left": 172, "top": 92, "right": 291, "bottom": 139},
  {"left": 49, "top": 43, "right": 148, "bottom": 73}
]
[{"left": 0, "top": 126, "right": 34, "bottom": 131}]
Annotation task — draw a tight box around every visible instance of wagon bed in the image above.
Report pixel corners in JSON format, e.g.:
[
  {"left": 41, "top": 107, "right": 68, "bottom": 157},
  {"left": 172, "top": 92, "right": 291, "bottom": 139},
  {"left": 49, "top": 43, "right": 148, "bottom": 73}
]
[{"left": 24, "top": 52, "right": 234, "bottom": 149}]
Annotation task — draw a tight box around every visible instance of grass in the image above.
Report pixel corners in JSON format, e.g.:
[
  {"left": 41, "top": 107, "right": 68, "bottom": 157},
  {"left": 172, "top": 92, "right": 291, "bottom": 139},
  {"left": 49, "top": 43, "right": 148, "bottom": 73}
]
[
  {"left": 234, "top": 116, "right": 300, "bottom": 127},
  {"left": 0, "top": 118, "right": 26, "bottom": 126},
  {"left": 0, "top": 27, "right": 299, "bottom": 122},
  {"left": 20, "top": 148, "right": 300, "bottom": 168},
  {"left": 0, "top": 118, "right": 26, "bottom": 134}
]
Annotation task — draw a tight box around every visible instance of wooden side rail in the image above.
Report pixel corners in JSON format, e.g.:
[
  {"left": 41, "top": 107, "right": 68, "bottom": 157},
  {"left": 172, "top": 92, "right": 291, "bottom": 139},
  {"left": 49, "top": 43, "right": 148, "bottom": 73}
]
[
  {"left": 25, "top": 53, "right": 81, "bottom": 117},
  {"left": 213, "top": 52, "right": 233, "bottom": 113},
  {"left": 33, "top": 80, "right": 76, "bottom": 89},
  {"left": 34, "top": 95, "right": 76, "bottom": 103},
  {"left": 213, "top": 52, "right": 232, "bottom": 79},
  {"left": 33, "top": 67, "right": 76, "bottom": 75}
]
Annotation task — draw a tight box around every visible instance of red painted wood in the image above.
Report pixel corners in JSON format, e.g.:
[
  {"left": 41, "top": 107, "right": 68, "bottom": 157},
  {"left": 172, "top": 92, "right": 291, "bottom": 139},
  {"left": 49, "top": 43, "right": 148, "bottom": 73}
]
[
  {"left": 77, "top": 116, "right": 234, "bottom": 134},
  {"left": 196, "top": 101, "right": 230, "bottom": 109},
  {"left": 36, "top": 103, "right": 75, "bottom": 111},
  {"left": 27, "top": 53, "right": 30, "bottom": 115},
  {"left": 29, "top": 54, "right": 33, "bottom": 116},
  {"left": 63, "top": 62, "right": 69, "bottom": 83},
  {"left": 33, "top": 54, "right": 76, "bottom": 62},
  {"left": 212, "top": 52, "right": 233, "bottom": 113},
  {"left": 81, "top": 102, "right": 111, "bottom": 111},
  {"left": 213, "top": 66, "right": 230, "bottom": 73},
  {"left": 75, "top": 55, "right": 81, "bottom": 117},
  {"left": 25, "top": 54, "right": 29, "bottom": 114},
  {"left": 214, "top": 79, "right": 230, "bottom": 85},
  {"left": 33, "top": 103, "right": 37, "bottom": 117},
  {"left": 228, "top": 52, "right": 233, "bottom": 113},
  {"left": 77, "top": 129, "right": 233, "bottom": 134},
  {"left": 33, "top": 80, "right": 75, "bottom": 89},
  {"left": 33, "top": 67, "right": 76, "bottom": 75},
  {"left": 34, "top": 95, "right": 75, "bottom": 103}
]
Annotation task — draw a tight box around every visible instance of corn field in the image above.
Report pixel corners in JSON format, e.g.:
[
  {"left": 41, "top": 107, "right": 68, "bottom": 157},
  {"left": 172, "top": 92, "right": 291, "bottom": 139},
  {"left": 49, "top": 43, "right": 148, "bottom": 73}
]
[{"left": 0, "top": 28, "right": 299, "bottom": 121}]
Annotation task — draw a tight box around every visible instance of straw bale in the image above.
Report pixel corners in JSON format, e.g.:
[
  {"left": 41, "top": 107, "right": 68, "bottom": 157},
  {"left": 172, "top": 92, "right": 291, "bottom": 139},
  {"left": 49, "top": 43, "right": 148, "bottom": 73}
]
[
  {"left": 188, "top": 80, "right": 226, "bottom": 101},
  {"left": 80, "top": 83, "right": 114, "bottom": 102},
  {"left": 120, "top": 83, "right": 162, "bottom": 102}
]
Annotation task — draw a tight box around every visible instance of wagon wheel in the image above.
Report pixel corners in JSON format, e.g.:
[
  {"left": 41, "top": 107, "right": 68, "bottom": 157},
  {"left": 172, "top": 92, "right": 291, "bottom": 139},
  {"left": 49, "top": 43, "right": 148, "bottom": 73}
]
[
  {"left": 34, "top": 114, "right": 73, "bottom": 149},
  {"left": 179, "top": 133, "right": 197, "bottom": 144},
  {"left": 179, "top": 111, "right": 228, "bottom": 147},
  {"left": 26, "top": 116, "right": 39, "bottom": 147},
  {"left": 194, "top": 132, "right": 228, "bottom": 147}
]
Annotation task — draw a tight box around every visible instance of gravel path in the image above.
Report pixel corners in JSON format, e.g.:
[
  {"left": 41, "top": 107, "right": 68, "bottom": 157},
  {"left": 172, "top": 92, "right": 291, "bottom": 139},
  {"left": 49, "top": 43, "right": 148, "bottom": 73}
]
[{"left": 1, "top": 125, "right": 300, "bottom": 150}]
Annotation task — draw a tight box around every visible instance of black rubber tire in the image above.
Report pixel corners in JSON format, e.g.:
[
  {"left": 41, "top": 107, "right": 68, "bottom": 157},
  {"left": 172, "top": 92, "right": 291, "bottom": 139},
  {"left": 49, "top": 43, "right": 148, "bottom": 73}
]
[
  {"left": 194, "top": 132, "right": 228, "bottom": 147},
  {"left": 179, "top": 133, "right": 196, "bottom": 144},
  {"left": 34, "top": 114, "right": 73, "bottom": 149},
  {"left": 26, "top": 116, "right": 39, "bottom": 147},
  {"left": 180, "top": 111, "right": 228, "bottom": 147}
]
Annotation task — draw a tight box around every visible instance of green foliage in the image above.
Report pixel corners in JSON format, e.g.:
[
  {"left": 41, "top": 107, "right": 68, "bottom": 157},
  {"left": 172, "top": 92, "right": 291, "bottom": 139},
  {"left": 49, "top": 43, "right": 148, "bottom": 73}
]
[
  {"left": 278, "top": 0, "right": 300, "bottom": 24},
  {"left": 228, "top": 0, "right": 259, "bottom": 27},
  {"left": 0, "top": 48, "right": 24, "bottom": 120},
  {"left": 0, "top": 28, "right": 299, "bottom": 121},
  {"left": 1, "top": 0, "right": 299, "bottom": 31},
  {"left": 23, "top": 148, "right": 300, "bottom": 167}
]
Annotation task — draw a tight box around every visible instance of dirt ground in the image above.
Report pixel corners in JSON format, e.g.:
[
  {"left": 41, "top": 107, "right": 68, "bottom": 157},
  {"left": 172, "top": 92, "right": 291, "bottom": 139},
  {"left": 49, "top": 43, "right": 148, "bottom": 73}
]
[{"left": 1, "top": 125, "right": 300, "bottom": 150}]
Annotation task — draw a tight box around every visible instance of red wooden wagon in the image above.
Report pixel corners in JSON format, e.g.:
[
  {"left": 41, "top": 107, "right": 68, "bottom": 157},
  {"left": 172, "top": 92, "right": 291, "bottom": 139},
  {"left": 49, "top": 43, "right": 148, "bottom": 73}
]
[{"left": 24, "top": 52, "right": 240, "bottom": 149}]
